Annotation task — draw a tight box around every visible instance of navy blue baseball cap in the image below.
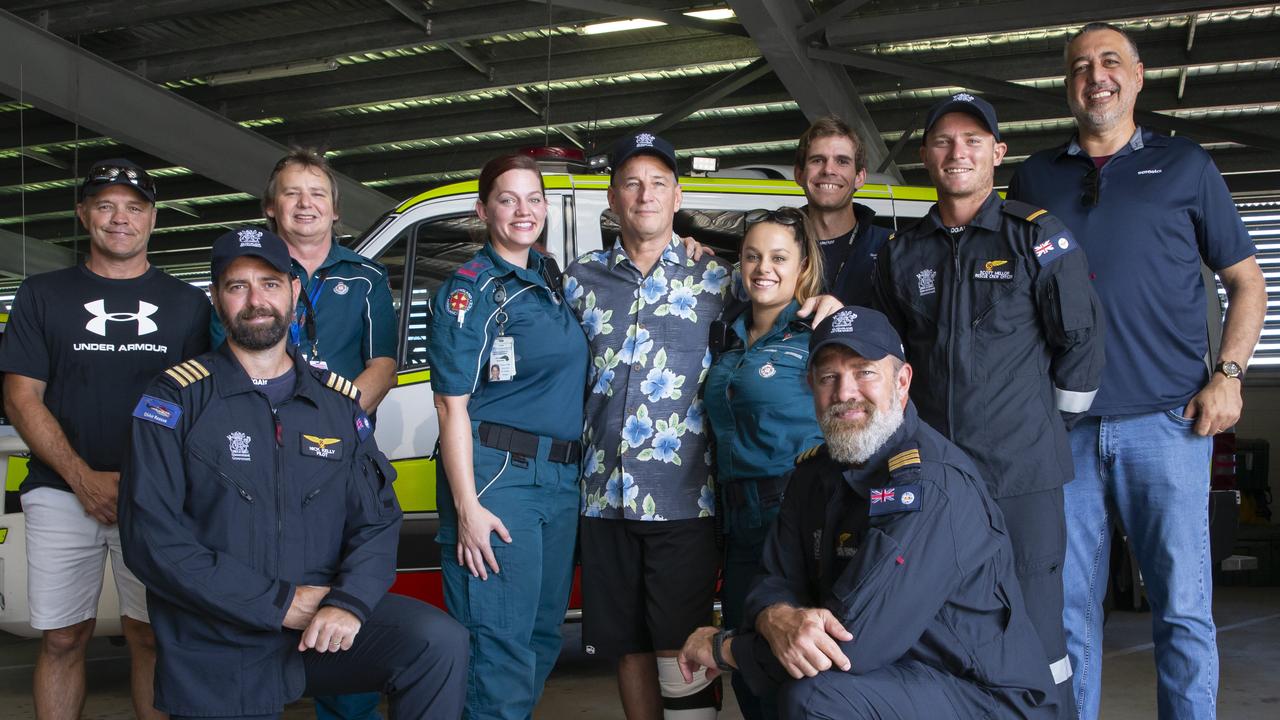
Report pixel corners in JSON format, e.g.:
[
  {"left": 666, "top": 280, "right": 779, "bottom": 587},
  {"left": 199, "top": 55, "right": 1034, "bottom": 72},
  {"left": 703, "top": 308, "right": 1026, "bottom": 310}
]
[
  {"left": 80, "top": 158, "right": 157, "bottom": 203},
  {"left": 611, "top": 131, "right": 677, "bottom": 178},
  {"left": 211, "top": 227, "right": 293, "bottom": 280},
  {"left": 809, "top": 306, "right": 906, "bottom": 365},
  {"left": 922, "top": 92, "right": 1001, "bottom": 142}
]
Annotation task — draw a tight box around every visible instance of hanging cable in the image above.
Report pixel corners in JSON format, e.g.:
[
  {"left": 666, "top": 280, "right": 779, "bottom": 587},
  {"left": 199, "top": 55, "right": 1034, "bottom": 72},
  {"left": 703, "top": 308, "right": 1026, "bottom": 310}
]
[{"left": 543, "top": 1, "right": 553, "bottom": 145}]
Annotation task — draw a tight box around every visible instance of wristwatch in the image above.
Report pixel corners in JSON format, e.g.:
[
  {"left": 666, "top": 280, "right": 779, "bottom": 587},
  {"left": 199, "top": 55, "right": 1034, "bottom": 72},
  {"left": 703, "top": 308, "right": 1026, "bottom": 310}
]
[
  {"left": 712, "top": 629, "right": 736, "bottom": 672},
  {"left": 1215, "top": 360, "right": 1244, "bottom": 380}
]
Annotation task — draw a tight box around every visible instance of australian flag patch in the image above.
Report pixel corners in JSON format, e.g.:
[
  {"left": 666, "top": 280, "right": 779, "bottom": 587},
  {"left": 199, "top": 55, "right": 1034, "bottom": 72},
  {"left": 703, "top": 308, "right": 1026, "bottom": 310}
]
[{"left": 869, "top": 483, "right": 923, "bottom": 516}]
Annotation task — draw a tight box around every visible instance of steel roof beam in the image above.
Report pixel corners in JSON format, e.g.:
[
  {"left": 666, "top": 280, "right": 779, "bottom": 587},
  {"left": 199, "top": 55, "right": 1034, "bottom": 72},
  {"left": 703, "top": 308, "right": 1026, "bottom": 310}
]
[
  {"left": 727, "top": 0, "right": 900, "bottom": 181},
  {"left": 810, "top": 46, "right": 1280, "bottom": 152},
  {"left": 0, "top": 228, "right": 77, "bottom": 276},
  {"left": 633, "top": 58, "right": 773, "bottom": 141},
  {"left": 0, "top": 9, "right": 397, "bottom": 235},
  {"left": 111, "top": 3, "right": 602, "bottom": 83},
  {"left": 824, "top": 0, "right": 1268, "bottom": 47},
  {"left": 797, "top": 0, "right": 871, "bottom": 40},
  {"left": 187, "top": 33, "right": 761, "bottom": 121},
  {"left": 15, "top": 0, "right": 282, "bottom": 37},
  {"left": 11, "top": 20, "right": 1278, "bottom": 150},
  {"left": 526, "top": 0, "right": 749, "bottom": 36}
]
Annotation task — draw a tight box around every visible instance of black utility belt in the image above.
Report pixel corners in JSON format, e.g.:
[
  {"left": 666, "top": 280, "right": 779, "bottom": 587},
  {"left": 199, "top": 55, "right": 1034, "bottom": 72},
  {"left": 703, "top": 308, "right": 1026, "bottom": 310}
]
[
  {"left": 477, "top": 422, "right": 582, "bottom": 465},
  {"left": 721, "top": 473, "right": 790, "bottom": 510}
]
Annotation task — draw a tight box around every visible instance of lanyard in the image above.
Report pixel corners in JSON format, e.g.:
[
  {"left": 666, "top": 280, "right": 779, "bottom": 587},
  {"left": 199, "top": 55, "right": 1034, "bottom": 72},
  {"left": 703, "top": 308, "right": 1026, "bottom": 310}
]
[
  {"left": 829, "top": 225, "right": 858, "bottom": 287},
  {"left": 290, "top": 268, "right": 328, "bottom": 357}
]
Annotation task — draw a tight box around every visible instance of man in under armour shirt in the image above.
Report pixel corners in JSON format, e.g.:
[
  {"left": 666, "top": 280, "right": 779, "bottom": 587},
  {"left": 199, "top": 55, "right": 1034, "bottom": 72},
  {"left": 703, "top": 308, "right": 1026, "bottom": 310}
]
[{"left": 0, "top": 158, "right": 210, "bottom": 719}]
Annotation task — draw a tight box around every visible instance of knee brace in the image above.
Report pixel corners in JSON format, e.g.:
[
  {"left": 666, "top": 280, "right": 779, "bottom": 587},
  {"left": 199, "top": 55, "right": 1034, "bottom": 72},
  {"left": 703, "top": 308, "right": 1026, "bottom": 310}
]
[{"left": 656, "top": 655, "right": 722, "bottom": 719}]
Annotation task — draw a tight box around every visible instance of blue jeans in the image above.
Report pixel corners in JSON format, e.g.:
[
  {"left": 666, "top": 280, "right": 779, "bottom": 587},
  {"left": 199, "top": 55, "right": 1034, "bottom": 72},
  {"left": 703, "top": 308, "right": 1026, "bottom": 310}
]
[
  {"left": 1065, "top": 409, "right": 1216, "bottom": 719},
  {"left": 438, "top": 430, "right": 580, "bottom": 720}
]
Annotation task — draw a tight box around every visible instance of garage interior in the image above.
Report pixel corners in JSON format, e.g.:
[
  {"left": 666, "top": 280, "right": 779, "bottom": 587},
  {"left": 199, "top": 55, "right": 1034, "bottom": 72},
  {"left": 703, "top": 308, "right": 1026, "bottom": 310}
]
[{"left": 1, "top": 1, "right": 1279, "bottom": 717}]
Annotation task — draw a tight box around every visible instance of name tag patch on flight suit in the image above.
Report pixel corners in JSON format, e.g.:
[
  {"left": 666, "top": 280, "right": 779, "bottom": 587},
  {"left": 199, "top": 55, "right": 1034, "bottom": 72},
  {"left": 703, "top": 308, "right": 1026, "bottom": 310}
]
[
  {"left": 869, "top": 484, "right": 922, "bottom": 516},
  {"left": 973, "top": 259, "right": 1014, "bottom": 281},
  {"left": 301, "top": 434, "right": 343, "bottom": 460},
  {"left": 133, "top": 395, "right": 182, "bottom": 429},
  {"left": 835, "top": 531, "right": 858, "bottom": 558}
]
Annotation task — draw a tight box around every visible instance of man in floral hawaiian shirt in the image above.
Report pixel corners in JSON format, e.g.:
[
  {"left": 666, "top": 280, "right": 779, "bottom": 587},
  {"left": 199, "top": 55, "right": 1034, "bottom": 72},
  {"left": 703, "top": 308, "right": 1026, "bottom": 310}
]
[{"left": 563, "top": 132, "right": 731, "bottom": 720}]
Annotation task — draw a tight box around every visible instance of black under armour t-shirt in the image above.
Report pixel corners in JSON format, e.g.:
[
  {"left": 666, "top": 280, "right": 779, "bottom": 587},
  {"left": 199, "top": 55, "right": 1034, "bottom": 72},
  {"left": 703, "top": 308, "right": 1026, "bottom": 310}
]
[{"left": 0, "top": 264, "right": 211, "bottom": 494}]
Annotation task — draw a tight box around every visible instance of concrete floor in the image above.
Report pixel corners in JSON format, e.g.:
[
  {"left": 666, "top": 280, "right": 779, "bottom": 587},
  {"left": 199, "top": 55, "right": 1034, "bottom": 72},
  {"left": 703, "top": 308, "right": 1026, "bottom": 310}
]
[{"left": 2, "top": 586, "right": 1277, "bottom": 719}]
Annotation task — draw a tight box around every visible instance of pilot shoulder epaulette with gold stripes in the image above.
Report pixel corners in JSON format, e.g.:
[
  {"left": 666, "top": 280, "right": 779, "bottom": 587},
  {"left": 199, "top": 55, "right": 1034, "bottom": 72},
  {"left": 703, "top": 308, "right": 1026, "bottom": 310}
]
[
  {"left": 795, "top": 444, "right": 825, "bottom": 466},
  {"left": 163, "top": 359, "right": 211, "bottom": 388},
  {"left": 323, "top": 371, "right": 359, "bottom": 400},
  {"left": 887, "top": 447, "right": 921, "bottom": 473}
]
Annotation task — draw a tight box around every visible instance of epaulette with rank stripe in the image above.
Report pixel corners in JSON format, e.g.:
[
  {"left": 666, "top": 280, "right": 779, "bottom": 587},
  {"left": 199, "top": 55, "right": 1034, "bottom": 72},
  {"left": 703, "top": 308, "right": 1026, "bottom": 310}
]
[
  {"left": 323, "top": 371, "right": 359, "bottom": 400},
  {"left": 164, "top": 359, "right": 210, "bottom": 387},
  {"left": 887, "top": 447, "right": 921, "bottom": 473},
  {"left": 454, "top": 255, "right": 493, "bottom": 282},
  {"left": 1001, "top": 198, "right": 1051, "bottom": 225},
  {"left": 795, "top": 444, "right": 825, "bottom": 466},
  {"left": 890, "top": 445, "right": 921, "bottom": 479}
]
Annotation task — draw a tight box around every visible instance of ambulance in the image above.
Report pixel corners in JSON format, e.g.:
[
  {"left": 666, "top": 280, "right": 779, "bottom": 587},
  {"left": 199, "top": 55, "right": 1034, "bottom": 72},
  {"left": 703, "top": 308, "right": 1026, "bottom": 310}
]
[{"left": 0, "top": 164, "right": 939, "bottom": 637}]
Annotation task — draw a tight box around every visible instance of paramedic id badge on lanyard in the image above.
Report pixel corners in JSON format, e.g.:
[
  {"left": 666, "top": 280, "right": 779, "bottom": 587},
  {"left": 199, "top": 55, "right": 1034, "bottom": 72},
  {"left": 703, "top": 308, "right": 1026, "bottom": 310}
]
[{"left": 489, "top": 336, "right": 516, "bottom": 382}]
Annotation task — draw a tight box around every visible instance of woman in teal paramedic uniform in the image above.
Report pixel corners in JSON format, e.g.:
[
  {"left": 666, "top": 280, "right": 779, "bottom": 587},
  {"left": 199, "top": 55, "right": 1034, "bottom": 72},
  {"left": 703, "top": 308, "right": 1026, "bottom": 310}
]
[
  {"left": 427, "top": 153, "right": 588, "bottom": 720},
  {"left": 704, "top": 207, "right": 826, "bottom": 720}
]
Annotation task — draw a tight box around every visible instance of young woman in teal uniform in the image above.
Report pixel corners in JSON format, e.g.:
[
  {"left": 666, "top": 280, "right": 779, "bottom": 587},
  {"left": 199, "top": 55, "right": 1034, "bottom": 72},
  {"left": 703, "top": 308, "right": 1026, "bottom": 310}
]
[
  {"left": 427, "top": 154, "right": 588, "bottom": 720},
  {"left": 704, "top": 207, "right": 827, "bottom": 720}
]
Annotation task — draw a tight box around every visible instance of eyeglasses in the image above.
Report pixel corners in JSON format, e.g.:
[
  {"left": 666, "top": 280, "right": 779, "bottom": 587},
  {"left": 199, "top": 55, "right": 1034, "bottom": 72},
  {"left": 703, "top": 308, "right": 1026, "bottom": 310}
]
[
  {"left": 1081, "top": 166, "right": 1101, "bottom": 207},
  {"left": 744, "top": 207, "right": 806, "bottom": 227},
  {"left": 85, "top": 164, "right": 157, "bottom": 198}
]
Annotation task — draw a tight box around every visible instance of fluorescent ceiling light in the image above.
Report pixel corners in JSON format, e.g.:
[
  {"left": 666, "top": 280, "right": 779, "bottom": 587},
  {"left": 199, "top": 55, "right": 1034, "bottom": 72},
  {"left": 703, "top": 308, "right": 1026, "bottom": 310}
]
[
  {"left": 580, "top": 8, "right": 736, "bottom": 35},
  {"left": 686, "top": 9, "right": 735, "bottom": 20},
  {"left": 581, "top": 19, "right": 665, "bottom": 35},
  {"left": 205, "top": 59, "right": 339, "bottom": 86}
]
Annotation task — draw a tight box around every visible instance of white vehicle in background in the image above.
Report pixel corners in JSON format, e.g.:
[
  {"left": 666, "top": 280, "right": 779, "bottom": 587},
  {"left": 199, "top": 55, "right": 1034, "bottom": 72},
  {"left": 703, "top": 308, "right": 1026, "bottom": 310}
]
[{"left": 0, "top": 164, "right": 937, "bottom": 636}]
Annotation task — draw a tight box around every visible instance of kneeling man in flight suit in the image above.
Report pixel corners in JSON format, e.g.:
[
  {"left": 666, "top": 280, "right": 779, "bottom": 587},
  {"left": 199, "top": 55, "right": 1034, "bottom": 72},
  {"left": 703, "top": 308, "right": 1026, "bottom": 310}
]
[
  {"left": 678, "top": 306, "right": 1058, "bottom": 719},
  {"left": 119, "top": 227, "right": 468, "bottom": 719}
]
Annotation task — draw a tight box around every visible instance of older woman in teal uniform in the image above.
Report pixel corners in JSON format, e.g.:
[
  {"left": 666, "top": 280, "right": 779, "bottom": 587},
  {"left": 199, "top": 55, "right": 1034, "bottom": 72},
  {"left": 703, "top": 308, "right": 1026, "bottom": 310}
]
[
  {"left": 427, "top": 153, "right": 588, "bottom": 720},
  {"left": 703, "top": 207, "right": 827, "bottom": 720}
]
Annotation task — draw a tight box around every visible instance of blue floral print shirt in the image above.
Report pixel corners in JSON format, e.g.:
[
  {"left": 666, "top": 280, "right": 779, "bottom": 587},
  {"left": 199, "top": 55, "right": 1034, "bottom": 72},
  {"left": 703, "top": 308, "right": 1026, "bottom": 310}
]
[{"left": 563, "top": 234, "right": 731, "bottom": 521}]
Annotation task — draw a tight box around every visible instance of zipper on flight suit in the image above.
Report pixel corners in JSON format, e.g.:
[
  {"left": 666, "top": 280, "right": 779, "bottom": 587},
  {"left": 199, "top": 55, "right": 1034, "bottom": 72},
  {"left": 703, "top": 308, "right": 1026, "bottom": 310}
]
[
  {"left": 946, "top": 235, "right": 962, "bottom": 437},
  {"left": 273, "top": 408, "right": 284, "bottom": 573}
]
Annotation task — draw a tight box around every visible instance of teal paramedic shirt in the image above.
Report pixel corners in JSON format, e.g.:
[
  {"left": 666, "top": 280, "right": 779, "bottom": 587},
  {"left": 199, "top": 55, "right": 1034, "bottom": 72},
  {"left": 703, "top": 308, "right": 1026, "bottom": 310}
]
[
  {"left": 211, "top": 240, "right": 397, "bottom": 380},
  {"left": 427, "top": 244, "right": 588, "bottom": 442},
  {"left": 704, "top": 300, "right": 823, "bottom": 484}
]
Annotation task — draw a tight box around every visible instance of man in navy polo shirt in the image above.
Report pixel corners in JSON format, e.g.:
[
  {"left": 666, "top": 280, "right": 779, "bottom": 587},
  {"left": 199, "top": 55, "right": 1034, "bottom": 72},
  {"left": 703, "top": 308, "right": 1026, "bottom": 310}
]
[{"left": 1009, "top": 22, "right": 1266, "bottom": 719}]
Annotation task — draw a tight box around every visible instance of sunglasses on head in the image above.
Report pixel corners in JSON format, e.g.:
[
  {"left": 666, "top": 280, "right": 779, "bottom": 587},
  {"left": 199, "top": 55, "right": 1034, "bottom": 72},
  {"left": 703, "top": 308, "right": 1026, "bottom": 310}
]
[
  {"left": 1081, "top": 166, "right": 1101, "bottom": 207},
  {"left": 85, "top": 164, "right": 157, "bottom": 197},
  {"left": 744, "top": 207, "right": 806, "bottom": 227}
]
